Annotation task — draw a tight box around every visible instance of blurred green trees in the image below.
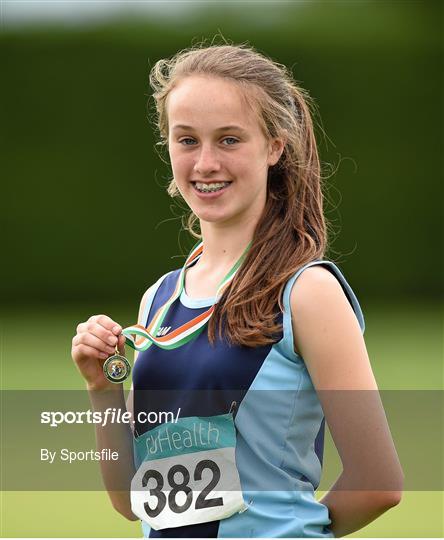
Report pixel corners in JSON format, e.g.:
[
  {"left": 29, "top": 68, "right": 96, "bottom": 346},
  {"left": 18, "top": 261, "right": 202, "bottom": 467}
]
[{"left": 2, "top": 1, "right": 441, "bottom": 304}]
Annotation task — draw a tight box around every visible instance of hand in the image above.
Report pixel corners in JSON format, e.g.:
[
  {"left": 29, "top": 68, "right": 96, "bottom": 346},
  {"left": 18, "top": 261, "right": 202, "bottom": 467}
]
[{"left": 71, "top": 314, "right": 126, "bottom": 391}]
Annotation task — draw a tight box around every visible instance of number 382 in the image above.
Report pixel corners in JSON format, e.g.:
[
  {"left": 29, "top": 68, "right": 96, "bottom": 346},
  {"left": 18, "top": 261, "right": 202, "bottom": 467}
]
[{"left": 138, "top": 459, "right": 224, "bottom": 517}]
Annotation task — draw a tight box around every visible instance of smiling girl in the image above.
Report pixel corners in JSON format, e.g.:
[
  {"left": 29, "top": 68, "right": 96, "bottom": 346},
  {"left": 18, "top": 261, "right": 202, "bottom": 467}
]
[{"left": 72, "top": 43, "right": 403, "bottom": 538}]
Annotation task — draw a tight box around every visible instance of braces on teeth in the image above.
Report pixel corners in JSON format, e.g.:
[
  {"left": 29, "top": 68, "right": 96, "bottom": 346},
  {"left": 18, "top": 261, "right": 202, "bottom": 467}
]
[{"left": 195, "top": 182, "right": 230, "bottom": 193}]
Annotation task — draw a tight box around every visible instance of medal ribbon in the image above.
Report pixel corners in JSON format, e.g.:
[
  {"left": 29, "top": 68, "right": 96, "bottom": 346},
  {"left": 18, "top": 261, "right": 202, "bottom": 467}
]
[{"left": 122, "top": 240, "right": 250, "bottom": 351}]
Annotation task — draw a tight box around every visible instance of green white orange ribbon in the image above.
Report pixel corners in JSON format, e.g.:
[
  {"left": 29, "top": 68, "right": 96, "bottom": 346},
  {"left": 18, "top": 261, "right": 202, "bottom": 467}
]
[{"left": 122, "top": 240, "right": 250, "bottom": 351}]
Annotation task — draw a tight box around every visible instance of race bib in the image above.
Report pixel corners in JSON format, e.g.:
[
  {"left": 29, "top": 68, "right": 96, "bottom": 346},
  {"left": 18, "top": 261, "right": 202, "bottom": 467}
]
[{"left": 131, "top": 413, "right": 247, "bottom": 531}]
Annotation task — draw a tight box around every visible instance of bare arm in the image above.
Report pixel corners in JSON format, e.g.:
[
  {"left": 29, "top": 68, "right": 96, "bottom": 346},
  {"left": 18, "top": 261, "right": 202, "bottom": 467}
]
[
  {"left": 71, "top": 284, "right": 155, "bottom": 521},
  {"left": 290, "top": 267, "right": 404, "bottom": 537},
  {"left": 71, "top": 314, "right": 138, "bottom": 520},
  {"left": 88, "top": 385, "right": 138, "bottom": 521}
]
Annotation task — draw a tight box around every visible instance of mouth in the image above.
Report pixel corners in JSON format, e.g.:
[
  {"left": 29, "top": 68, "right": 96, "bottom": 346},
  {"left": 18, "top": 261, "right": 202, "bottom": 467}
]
[{"left": 191, "top": 181, "right": 232, "bottom": 196}]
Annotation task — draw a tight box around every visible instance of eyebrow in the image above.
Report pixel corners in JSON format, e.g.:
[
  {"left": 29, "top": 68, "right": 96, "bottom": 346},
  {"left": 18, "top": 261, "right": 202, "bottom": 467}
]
[{"left": 171, "top": 124, "right": 248, "bottom": 134}]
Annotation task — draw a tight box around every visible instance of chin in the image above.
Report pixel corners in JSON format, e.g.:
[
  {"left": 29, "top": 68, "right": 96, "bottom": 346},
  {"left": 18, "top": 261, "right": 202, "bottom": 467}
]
[
  {"left": 195, "top": 212, "right": 230, "bottom": 224},
  {"left": 192, "top": 205, "right": 236, "bottom": 223}
]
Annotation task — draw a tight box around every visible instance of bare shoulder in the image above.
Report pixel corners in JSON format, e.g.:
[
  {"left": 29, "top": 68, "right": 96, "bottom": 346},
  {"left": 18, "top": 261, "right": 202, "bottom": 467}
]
[
  {"left": 290, "top": 265, "right": 350, "bottom": 333},
  {"left": 291, "top": 264, "right": 342, "bottom": 293},
  {"left": 289, "top": 264, "right": 376, "bottom": 391}
]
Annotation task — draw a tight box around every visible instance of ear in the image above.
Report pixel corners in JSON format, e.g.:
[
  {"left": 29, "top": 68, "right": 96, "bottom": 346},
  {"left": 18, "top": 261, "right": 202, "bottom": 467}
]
[{"left": 267, "top": 136, "right": 286, "bottom": 167}]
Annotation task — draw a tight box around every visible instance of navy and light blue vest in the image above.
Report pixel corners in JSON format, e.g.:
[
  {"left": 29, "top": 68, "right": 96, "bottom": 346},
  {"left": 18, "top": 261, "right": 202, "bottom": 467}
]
[{"left": 132, "top": 259, "right": 365, "bottom": 538}]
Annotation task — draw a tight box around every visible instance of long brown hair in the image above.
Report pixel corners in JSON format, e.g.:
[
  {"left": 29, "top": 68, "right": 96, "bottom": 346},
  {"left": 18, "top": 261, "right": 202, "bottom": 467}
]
[{"left": 149, "top": 41, "right": 330, "bottom": 347}]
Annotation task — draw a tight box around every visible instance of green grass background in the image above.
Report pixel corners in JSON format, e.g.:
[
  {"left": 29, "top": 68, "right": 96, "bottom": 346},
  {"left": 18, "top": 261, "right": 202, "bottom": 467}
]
[{"left": 1, "top": 302, "right": 442, "bottom": 537}]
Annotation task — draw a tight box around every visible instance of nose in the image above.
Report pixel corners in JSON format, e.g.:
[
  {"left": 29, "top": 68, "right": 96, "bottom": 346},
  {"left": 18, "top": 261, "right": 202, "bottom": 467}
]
[{"left": 193, "top": 143, "right": 221, "bottom": 176}]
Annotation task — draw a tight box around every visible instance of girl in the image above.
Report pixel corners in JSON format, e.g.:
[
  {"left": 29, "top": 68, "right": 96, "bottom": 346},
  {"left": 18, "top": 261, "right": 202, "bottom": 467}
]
[{"left": 71, "top": 43, "right": 404, "bottom": 538}]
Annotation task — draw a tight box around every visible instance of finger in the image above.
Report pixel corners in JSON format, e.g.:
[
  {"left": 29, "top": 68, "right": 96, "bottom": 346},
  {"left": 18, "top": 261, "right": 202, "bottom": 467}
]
[
  {"left": 76, "top": 321, "right": 88, "bottom": 334},
  {"left": 90, "top": 315, "right": 122, "bottom": 336},
  {"left": 74, "top": 343, "right": 109, "bottom": 360},
  {"left": 82, "top": 322, "right": 119, "bottom": 348},
  {"left": 73, "top": 333, "right": 116, "bottom": 356}
]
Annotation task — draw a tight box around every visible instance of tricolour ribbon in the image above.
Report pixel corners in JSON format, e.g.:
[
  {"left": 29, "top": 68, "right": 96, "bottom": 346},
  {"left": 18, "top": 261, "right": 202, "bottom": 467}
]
[{"left": 122, "top": 240, "right": 250, "bottom": 351}]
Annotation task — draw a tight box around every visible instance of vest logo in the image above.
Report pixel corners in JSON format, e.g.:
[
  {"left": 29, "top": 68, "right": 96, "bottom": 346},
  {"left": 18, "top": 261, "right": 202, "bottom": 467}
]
[{"left": 156, "top": 326, "right": 171, "bottom": 337}]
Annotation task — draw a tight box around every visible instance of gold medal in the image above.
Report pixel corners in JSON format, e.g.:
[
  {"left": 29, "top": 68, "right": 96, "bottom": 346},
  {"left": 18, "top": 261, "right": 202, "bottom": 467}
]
[{"left": 103, "top": 345, "right": 131, "bottom": 383}]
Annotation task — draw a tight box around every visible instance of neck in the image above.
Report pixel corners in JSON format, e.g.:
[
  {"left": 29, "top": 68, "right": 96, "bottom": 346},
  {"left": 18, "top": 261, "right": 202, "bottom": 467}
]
[{"left": 197, "top": 215, "right": 258, "bottom": 271}]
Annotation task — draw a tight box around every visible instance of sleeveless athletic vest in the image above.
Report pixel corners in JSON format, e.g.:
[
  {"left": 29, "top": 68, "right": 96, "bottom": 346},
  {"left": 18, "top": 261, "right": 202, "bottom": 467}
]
[{"left": 132, "top": 259, "right": 365, "bottom": 538}]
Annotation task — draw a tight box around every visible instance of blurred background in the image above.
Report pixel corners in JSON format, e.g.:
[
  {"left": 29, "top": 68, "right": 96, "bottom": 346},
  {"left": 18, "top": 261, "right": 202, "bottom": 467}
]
[{"left": 1, "top": 0, "right": 442, "bottom": 537}]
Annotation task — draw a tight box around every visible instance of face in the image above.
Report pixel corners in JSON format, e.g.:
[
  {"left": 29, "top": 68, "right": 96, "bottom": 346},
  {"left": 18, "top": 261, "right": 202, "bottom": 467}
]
[{"left": 166, "top": 75, "right": 284, "bottom": 226}]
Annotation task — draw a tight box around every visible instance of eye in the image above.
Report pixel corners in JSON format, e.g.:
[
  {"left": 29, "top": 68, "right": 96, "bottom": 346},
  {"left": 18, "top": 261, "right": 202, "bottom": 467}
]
[
  {"left": 222, "top": 137, "right": 239, "bottom": 146},
  {"left": 179, "top": 137, "right": 197, "bottom": 146}
]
